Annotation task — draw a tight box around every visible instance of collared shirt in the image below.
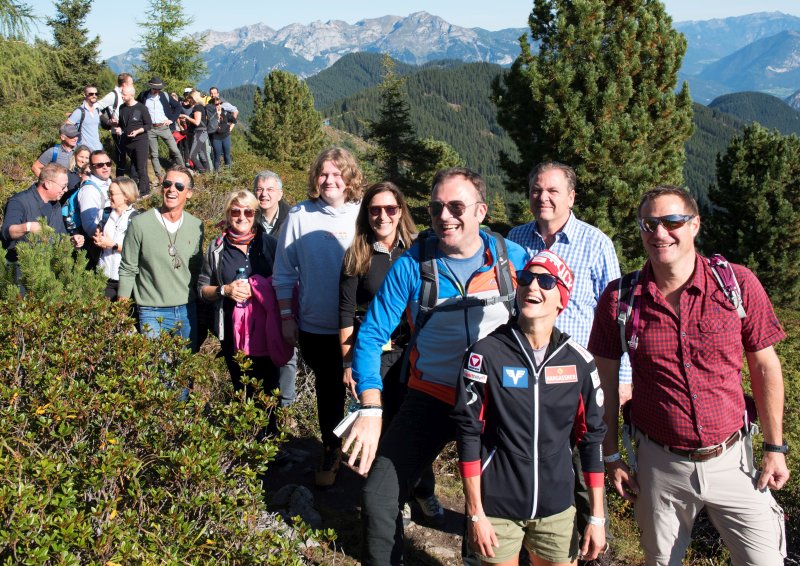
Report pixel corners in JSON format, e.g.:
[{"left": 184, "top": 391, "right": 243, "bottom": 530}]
[
  {"left": 508, "top": 212, "right": 632, "bottom": 383},
  {"left": 144, "top": 92, "right": 168, "bottom": 124},
  {"left": 1, "top": 185, "right": 67, "bottom": 262},
  {"left": 68, "top": 101, "right": 102, "bottom": 151},
  {"left": 77, "top": 174, "right": 112, "bottom": 235},
  {"left": 259, "top": 208, "right": 280, "bottom": 235},
  {"left": 588, "top": 254, "right": 785, "bottom": 450}
]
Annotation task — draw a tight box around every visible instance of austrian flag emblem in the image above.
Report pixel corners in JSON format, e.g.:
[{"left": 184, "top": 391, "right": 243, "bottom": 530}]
[
  {"left": 467, "top": 353, "right": 483, "bottom": 372},
  {"left": 544, "top": 365, "right": 578, "bottom": 384}
]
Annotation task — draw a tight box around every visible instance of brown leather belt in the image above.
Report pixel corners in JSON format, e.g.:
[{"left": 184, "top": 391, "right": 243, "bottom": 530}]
[{"left": 663, "top": 430, "right": 741, "bottom": 462}]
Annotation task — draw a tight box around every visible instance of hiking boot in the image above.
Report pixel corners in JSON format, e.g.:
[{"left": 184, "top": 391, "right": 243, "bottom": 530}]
[
  {"left": 314, "top": 446, "right": 341, "bottom": 488},
  {"left": 401, "top": 502, "right": 412, "bottom": 528},
  {"left": 414, "top": 493, "right": 445, "bottom": 525}
]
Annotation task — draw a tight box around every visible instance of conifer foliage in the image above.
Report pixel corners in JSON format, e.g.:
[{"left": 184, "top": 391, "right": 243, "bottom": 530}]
[
  {"left": 136, "top": 0, "right": 206, "bottom": 90},
  {"left": 705, "top": 125, "right": 800, "bottom": 308},
  {"left": 248, "top": 70, "right": 326, "bottom": 169},
  {"left": 47, "top": 0, "right": 104, "bottom": 94},
  {"left": 494, "top": 0, "right": 693, "bottom": 263}
]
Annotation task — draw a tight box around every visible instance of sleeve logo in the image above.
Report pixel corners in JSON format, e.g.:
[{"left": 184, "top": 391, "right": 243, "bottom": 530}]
[
  {"left": 502, "top": 366, "right": 528, "bottom": 388},
  {"left": 462, "top": 369, "right": 488, "bottom": 383},
  {"left": 467, "top": 353, "right": 484, "bottom": 372},
  {"left": 544, "top": 365, "right": 578, "bottom": 384}
]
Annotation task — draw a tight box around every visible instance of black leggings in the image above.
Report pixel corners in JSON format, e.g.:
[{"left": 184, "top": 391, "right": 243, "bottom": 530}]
[
  {"left": 124, "top": 138, "right": 150, "bottom": 196},
  {"left": 298, "top": 331, "right": 345, "bottom": 449}
]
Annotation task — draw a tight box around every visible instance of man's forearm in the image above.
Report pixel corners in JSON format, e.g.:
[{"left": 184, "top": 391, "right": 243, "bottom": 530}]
[
  {"left": 747, "top": 347, "right": 785, "bottom": 444},
  {"left": 595, "top": 356, "right": 621, "bottom": 455}
]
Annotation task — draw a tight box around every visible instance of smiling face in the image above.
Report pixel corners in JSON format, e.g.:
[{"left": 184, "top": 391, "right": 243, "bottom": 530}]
[
  {"left": 430, "top": 175, "right": 487, "bottom": 258},
  {"left": 89, "top": 153, "right": 112, "bottom": 181},
  {"left": 368, "top": 190, "right": 401, "bottom": 246},
  {"left": 160, "top": 170, "right": 192, "bottom": 214},
  {"left": 317, "top": 160, "right": 346, "bottom": 207},
  {"left": 227, "top": 199, "right": 256, "bottom": 236},
  {"left": 530, "top": 167, "right": 575, "bottom": 230},
  {"left": 255, "top": 176, "right": 283, "bottom": 216},
  {"left": 639, "top": 194, "right": 700, "bottom": 269},
  {"left": 74, "top": 149, "right": 90, "bottom": 170},
  {"left": 41, "top": 172, "right": 69, "bottom": 202},
  {"left": 517, "top": 266, "right": 563, "bottom": 323},
  {"left": 108, "top": 182, "right": 128, "bottom": 210}
]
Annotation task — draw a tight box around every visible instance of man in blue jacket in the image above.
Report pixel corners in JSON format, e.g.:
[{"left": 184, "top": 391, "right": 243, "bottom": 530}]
[{"left": 345, "top": 167, "right": 530, "bottom": 565}]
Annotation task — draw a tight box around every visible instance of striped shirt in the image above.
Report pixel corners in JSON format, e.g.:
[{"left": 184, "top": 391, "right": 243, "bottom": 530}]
[{"left": 508, "top": 212, "right": 632, "bottom": 383}]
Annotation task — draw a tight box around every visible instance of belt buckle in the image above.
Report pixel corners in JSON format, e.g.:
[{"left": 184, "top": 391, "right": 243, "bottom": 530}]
[{"left": 688, "top": 445, "right": 721, "bottom": 461}]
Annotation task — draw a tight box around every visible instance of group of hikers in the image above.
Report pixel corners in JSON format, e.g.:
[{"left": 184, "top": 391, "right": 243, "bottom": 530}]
[{"left": 0, "top": 75, "right": 791, "bottom": 566}]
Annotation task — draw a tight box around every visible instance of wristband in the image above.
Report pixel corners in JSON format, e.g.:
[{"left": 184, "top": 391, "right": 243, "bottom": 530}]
[
  {"left": 281, "top": 314, "right": 294, "bottom": 321},
  {"left": 588, "top": 515, "right": 606, "bottom": 526},
  {"left": 360, "top": 404, "right": 383, "bottom": 410},
  {"left": 763, "top": 442, "right": 789, "bottom": 454},
  {"left": 25, "top": 222, "right": 31, "bottom": 233},
  {"left": 469, "top": 514, "right": 486, "bottom": 522},
  {"left": 603, "top": 452, "right": 622, "bottom": 463},
  {"left": 279, "top": 308, "right": 293, "bottom": 316},
  {"left": 342, "top": 361, "right": 352, "bottom": 369},
  {"left": 358, "top": 408, "right": 383, "bottom": 418}
]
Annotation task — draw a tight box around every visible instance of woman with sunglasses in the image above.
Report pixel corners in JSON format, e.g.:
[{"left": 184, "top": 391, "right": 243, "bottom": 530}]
[
  {"left": 272, "top": 147, "right": 363, "bottom": 487},
  {"left": 208, "top": 97, "right": 236, "bottom": 169},
  {"left": 338, "top": 182, "right": 443, "bottom": 521},
  {"left": 93, "top": 176, "right": 139, "bottom": 300},
  {"left": 198, "top": 190, "right": 281, "bottom": 407},
  {"left": 452, "top": 250, "right": 607, "bottom": 566}
]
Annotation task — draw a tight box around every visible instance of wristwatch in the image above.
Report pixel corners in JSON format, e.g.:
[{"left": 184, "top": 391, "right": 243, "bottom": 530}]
[
  {"left": 763, "top": 441, "right": 789, "bottom": 454},
  {"left": 469, "top": 514, "right": 486, "bottom": 522},
  {"left": 217, "top": 285, "right": 226, "bottom": 298}
]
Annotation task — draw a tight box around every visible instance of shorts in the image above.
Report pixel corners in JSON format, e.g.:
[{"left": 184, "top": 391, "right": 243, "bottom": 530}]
[{"left": 475, "top": 506, "right": 579, "bottom": 564}]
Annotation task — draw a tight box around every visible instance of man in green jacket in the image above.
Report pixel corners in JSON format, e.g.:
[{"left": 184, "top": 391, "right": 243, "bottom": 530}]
[{"left": 118, "top": 166, "right": 204, "bottom": 351}]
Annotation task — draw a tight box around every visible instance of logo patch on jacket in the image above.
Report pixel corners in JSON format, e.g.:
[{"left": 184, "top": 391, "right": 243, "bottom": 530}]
[
  {"left": 502, "top": 367, "right": 528, "bottom": 388},
  {"left": 467, "top": 353, "right": 484, "bottom": 372},
  {"left": 544, "top": 365, "right": 578, "bottom": 384},
  {"left": 463, "top": 369, "right": 487, "bottom": 383}
]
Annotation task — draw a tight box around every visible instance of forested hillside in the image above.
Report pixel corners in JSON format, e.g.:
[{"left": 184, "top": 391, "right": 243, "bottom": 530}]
[{"left": 708, "top": 91, "right": 800, "bottom": 135}]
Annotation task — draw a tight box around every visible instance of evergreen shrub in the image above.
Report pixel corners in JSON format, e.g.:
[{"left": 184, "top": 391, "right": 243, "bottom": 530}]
[{"left": 0, "top": 227, "right": 326, "bottom": 564}]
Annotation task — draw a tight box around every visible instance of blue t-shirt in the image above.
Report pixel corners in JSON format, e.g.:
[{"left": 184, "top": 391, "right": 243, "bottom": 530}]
[
  {"left": 440, "top": 243, "right": 485, "bottom": 291},
  {"left": 68, "top": 104, "right": 102, "bottom": 151}
]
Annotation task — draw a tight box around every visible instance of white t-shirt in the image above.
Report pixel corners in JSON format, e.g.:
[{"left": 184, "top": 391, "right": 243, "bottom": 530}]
[{"left": 98, "top": 208, "right": 136, "bottom": 280}]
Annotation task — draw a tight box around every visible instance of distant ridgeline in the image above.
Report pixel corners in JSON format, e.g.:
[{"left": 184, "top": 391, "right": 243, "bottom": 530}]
[{"left": 223, "top": 53, "right": 800, "bottom": 208}]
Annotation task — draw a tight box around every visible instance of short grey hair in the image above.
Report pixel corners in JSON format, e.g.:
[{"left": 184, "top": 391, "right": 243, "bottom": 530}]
[{"left": 253, "top": 170, "right": 283, "bottom": 191}]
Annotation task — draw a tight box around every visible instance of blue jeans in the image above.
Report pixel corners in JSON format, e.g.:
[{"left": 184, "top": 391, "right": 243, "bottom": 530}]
[
  {"left": 211, "top": 136, "right": 231, "bottom": 169},
  {"left": 138, "top": 303, "right": 197, "bottom": 352}
]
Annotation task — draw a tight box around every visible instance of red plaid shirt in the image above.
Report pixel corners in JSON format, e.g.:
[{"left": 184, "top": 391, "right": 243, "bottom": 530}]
[{"left": 588, "top": 254, "right": 785, "bottom": 450}]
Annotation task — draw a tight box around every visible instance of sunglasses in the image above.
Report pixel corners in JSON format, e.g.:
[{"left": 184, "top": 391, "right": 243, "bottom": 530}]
[
  {"left": 638, "top": 214, "right": 695, "bottom": 233},
  {"left": 428, "top": 201, "right": 481, "bottom": 217},
  {"left": 368, "top": 205, "right": 399, "bottom": 217},
  {"left": 162, "top": 179, "right": 188, "bottom": 192},
  {"left": 516, "top": 270, "right": 560, "bottom": 290},
  {"left": 91, "top": 161, "right": 112, "bottom": 168},
  {"left": 230, "top": 208, "right": 255, "bottom": 218},
  {"left": 86, "top": 92, "right": 98, "bottom": 96}
]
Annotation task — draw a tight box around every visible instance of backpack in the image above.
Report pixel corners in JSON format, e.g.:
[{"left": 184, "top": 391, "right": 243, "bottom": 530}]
[
  {"left": 61, "top": 179, "right": 104, "bottom": 235},
  {"left": 616, "top": 254, "right": 745, "bottom": 355},
  {"left": 205, "top": 104, "right": 220, "bottom": 134},
  {"left": 399, "top": 228, "right": 516, "bottom": 381},
  {"left": 70, "top": 106, "right": 86, "bottom": 135},
  {"left": 50, "top": 147, "right": 59, "bottom": 163},
  {"left": 99, "top": 90, "right": 118, "bottom": 130}
]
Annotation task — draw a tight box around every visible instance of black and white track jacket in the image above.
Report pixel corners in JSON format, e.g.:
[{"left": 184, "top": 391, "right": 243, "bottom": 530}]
[{"left": 452, "top": 322, "right": 607, "bottom": 520}]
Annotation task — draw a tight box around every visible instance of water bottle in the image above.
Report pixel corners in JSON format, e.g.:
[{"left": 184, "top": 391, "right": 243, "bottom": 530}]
[
  {"left": 234, "top": 267, "right": 249, "bottom": 307},
  {"left": 347, "top": 393, "right": 360, "bottom": 415}
]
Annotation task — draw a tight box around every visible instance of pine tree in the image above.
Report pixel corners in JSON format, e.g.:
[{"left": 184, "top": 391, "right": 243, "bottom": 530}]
[
  {"left": 0, "top": 0, "right": 34, "bottom": 38},
  {"left": 248, "top": 70, "right": 325, "bottom": 169},
  {"left": 493, "top": 0, "right": 693, "bottom": 265},
  {"left": 704, "top": 125, "right": 800, "bottom": 308},
  {"left": 47, "top": 0, "right": 104, "bottom": 95},
  {"left": 136, "top": 0, "right": 205, "bottom": 90},
  {"left": 408, "top": 137, "right": 463, "bottom": 194}
]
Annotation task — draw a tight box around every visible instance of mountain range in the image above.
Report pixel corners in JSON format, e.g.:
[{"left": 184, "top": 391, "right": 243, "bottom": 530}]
[{"left": 106, "top": 11, "right": 800, "bottom": 103}]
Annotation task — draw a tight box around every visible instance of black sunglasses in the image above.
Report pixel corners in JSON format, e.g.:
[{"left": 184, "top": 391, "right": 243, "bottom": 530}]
[
  {"left": 162, "top": 179, "right": 188, "bottom": 192},
  {"left": 428, "top": 201, "right": 481, "bottom": 217},
  {"left": 516, "top": 270, "right": 560, "bottom": 290},
  {"left": 85, "top": 92, "right": 98, "bottom": 96},
  {"left": 91, "top": 161, "right": 112, "bottom": 168},
  {"left": 638, "top": 214, "right": 695, "bottom": 233}
]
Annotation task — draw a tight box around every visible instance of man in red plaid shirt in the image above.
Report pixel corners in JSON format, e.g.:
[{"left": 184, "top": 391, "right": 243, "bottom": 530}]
[{"left": 588, "top": 186, "right": 788, "bottom": 565}]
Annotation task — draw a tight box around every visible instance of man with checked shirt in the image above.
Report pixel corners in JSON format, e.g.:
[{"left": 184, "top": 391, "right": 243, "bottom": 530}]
[{"left": 507, "top": 161, "right": 629, "bottom": 552}]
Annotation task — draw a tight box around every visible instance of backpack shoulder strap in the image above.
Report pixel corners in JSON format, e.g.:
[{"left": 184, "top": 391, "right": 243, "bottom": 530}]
[
  {"left": 76, "top": 106, "right": 86, "bottom": 133},
  {"left": 706, "top": 254, "right": 746, "bottom": 319},
  {"left": 51, "top": 146, "right": 59, "bottom": 163},
  {"left": 418, "top": 230, "right": 439, "bottom": 318},
  {"left": 80, "top": 178, "right": 103, "bottom": 198},
  {"left": 616, "top": 270, "right": 641, "bottom": 354},
  {"left": 485, "top": 230, "right": 515, "bottom": 316}
]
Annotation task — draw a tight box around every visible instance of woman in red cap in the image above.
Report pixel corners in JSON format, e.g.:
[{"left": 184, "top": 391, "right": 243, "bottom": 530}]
[{"left": 452, "top": 250, "right": 608, "bottom": 566}]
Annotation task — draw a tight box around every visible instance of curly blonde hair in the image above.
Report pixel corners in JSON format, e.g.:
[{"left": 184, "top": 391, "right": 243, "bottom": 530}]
[{"left": 307, "top": 147, "right": 364, "bottom": 203}]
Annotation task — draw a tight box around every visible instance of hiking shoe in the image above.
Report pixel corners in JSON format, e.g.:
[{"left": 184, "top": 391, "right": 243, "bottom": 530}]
[
  {"left": 401, "top": 502, "right": 412, "bottom": 528},
  {"left": 314, "top": 446, "right": 341, "bottom": 488},
  {"left": 414, "top": 493, "right": 445, "bottom": 525}
]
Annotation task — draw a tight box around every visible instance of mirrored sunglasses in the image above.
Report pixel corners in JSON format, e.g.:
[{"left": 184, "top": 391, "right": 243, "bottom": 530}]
[
  {"left": 638, "top": 214, "right": 695, "bottom": 233},
  {"left": 516, "top": 270, "right": 560, "bottom": 290}
]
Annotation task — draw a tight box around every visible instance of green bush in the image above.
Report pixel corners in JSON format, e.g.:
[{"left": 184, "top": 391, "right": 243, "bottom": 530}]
[{"left": 0, "top": 229, "right": 327, "bottom": 564}]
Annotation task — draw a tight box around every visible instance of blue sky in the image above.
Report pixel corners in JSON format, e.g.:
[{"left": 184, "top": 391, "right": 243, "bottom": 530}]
[{"left": 24, "top": 0, "right": 800, "bottom": 58}]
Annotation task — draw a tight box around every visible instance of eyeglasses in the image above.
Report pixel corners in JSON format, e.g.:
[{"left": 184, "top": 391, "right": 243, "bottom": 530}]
[
  {"left": 368, "top": 205, "right": 399, "bottom": 217},
  {"left": 516, "top": 270, "right": 560, "bottom": 290},
  {"left": 85, "top": 92, "right": 98, "bottom": 96},
  {"left": 230, "top": 208, "right": 255, "bottom": 218},
  {"left": 46, "top": 180, "right": 68, "bottom": 192},
  {"left": 638, "top": 214, "right": 695, "bottom": 233},
  {"left": 91, "top": 161, "right": 112, "bottom": 168},
  {"left": 428, "top": 201, "right": 482, "bottom": 217},
  {"left": 162, "top": 179, "right": 188, "bottom": 192},
  {"left": 256, "top": 187, "right": 281, "bottom": 194}
]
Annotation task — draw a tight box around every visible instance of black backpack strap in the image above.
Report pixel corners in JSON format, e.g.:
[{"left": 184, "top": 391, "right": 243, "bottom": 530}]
[
  {"left": 485, "top": 230, "right": 515, "bottom": 316},
  {"left": 616, "top": 270, "right": 640, "bottom": 354}
]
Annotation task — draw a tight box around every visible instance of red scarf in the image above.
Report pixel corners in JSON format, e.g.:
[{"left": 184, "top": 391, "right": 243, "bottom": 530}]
[{"left": 225, "top": 229, "right": 255, "bottom": 246}]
